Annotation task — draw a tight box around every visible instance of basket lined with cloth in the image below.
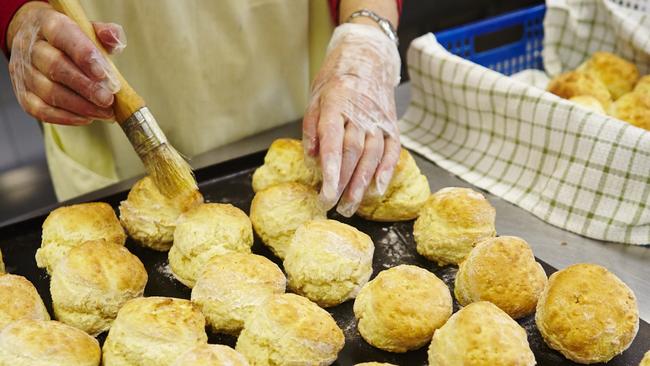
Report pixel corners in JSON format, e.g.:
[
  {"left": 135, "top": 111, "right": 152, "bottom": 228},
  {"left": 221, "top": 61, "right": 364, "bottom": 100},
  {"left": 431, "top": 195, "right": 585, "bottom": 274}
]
[{"left": 398, "top": 0, "right": 650, "bottom": 244}]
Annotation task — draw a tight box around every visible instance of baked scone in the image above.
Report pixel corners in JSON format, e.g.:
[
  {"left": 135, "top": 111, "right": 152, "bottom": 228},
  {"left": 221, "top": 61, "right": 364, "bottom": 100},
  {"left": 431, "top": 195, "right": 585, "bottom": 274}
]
[
  {"left": 454, "top": 236, "right": 547, "bottom": 319},
  {"left": 119, "top": 176, "right": 203, "bottom": 251},
  {"left": 0, "top": 274, "right": 49, "bottom": 330},
  {"left": 169, "top": 203, "right": 253, "bottom": 287},
  {"left": 0, "top": 319, "right": 100, "bottom": 366},
  {"left": 608, "top": 91, "right": 650, "bottom": 130},
  {"left": 640, "top": 351, "right": 650, "bottom": 366},
  {"left": 356, "top": 149, "right": 430, "bottom": 222},
  {"left": 252, "top": 138, "right": 322, "bottom": 192},
  {"left": 102, "top": 297, "right": 208, "bottom": 366},
  {"left": 548, "top": 70, "right": 612, "bottom": 108},
  {"left": 635, "top": 75, "right": 650, "bottom": 95},
  {"left": 37, "top": 202, "right": 126, "bottom": 273},
  {"left": 578, "top": 51, "right": 639, "bottom": 100},
  {"left": 354, "top": 265, "right": 452, "bottom": 353},
  {"left": 569, "top": 95, "right": 606, "bottom": 114},
  {"left": 236, "top": 293, "right": 344, "bottom": 366},
  {"left": 0, "top": 248, "right": 4, "bottom": 274},
  {"left": 428, "top": 301, "right": 535, "bottom": 366},
  {"left": 191, "top": 253, "right": 286, "bottom": 335},
  {"left": 250, "top": 182, "right": 326, "bottom": 259},
  {"left": 50, "top": 240, "right": 148, "bottom": 336},
  {"left": 171, "top": 344, "right": 249, "bottom": 366},
  {"left": 414, "top": 187, "right": 496, "bottom": 266},
  {"left": 354, "top": 363, "right": 397, "bottom": 366},
  {"left": 535, "top": 264, "right": 639, "bottom": 364},
  {"left": 284, "top": 219, "right": 374, "bottom": 307}
]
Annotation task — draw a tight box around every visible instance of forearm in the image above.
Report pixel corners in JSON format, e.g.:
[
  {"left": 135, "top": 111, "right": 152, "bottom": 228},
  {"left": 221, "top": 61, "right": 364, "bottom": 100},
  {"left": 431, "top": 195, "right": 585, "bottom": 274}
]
[{"left": 339, "top": 0, "right": 400, "bottom": 28}]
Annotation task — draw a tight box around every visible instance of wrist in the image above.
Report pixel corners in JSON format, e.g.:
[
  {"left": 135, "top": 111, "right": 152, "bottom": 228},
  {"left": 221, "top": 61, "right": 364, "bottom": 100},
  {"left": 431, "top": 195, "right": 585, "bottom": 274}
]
[{"left": 7, "top": 1, "right": 50, "bottom": 49}]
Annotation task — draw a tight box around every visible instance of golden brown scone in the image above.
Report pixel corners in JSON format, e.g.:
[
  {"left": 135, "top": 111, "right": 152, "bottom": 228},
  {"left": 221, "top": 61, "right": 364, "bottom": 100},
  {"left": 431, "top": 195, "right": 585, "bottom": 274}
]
[
  {"left": 102, "top": 297, "right": 208, "bottom": 366},
  {"left": 428, "top": 301, "right": 535, "bottom": 366},
  {"left": 119, "top": 176, "right": 203, "bottom": 251},
  {"left": 50, "top": 240, "right": 148, "bottom": 336},
  {"left": 169, "top": 203, "right": 253, "bottom": 288},
  {"left": 640, "top": 351, "right": 650, "bottom": 366},
  {"left": 454, "top": 236, "right": 547, "bottom": 319},
  {"left": 569, "top": 95, "right": 607, "bottom": 114},
  {"left": 0, "top": 319, "right": 100, "bottom": 366},
  {"left": 37, "top": 202, "right": 126, "bottom": 273},
  {"left": 354, "top": 363, "right": 397, "bottom": 366},
  {"left": 548, "top": 70, "right": 612, "bottom": 108},
  {"left": 252, "top": 138, "right": 322, "bottom": 192},
  {"left": 236, "top": 293, "right": 344, "bottom": 366},
  {"left": 608, "top": 91, "right": 650, "bottom": 130},
  {"left": 357, "top": 149, "right": 431, "bottom": 222},
  {"left": 535, "top": 264, "right": 639, "bottom": 364},
  {"left": 250, "top": 182, "right": 326, "bottom": 259},
  {"left": 0, "top": 249, "right": 4, "bottom": 274},
  {"left": 284, "top": 219, "right": 374, "bottom": 307},
  {"left": 635, "top": 75, "right": 650, "bottom": 95},
  {"left": 354, "top": 265, "right": 452, "bottom": 353},
  {"left": 578, "top": 51, "right": 639, "bottom": 100},
  {"left": 171, "top": 344, "right": 250, "bottom": 366},
  {"left": 191, "top": 253, "right": 286, "bottom": 335},
  {"left": 0, "top": 274, "right": 49, "bottom": 330},
  {"left": 414, "top": 187, "right": 496, "bottom": 266}
]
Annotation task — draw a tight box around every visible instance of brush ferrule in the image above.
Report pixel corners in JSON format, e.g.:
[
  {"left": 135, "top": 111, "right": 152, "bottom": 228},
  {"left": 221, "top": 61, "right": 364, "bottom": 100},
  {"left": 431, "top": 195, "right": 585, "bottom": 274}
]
[{"left": 121, "top": 107, "right": 167, "bottom": 156}]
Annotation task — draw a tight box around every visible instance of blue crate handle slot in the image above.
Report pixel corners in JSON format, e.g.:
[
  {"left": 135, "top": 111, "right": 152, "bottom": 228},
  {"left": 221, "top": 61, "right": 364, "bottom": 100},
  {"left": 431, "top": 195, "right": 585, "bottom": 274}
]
[{"left": 435, "top": 5, "right": 546, "bottom": 75}]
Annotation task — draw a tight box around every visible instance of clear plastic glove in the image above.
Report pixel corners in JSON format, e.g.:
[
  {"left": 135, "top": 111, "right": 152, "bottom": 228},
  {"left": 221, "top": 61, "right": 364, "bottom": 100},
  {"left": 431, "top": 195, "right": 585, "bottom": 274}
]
[
  {"left": 7, "top": 2, "right": 125, "bottom": 125},
  {"left": 303, "top": 23, "right": 402, "bottom": 217}
]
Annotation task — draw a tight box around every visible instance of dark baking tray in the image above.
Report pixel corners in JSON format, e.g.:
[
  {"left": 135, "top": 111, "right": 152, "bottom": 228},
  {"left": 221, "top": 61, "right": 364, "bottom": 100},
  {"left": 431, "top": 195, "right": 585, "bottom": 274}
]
[{"left": 0, "top": 150, "right": 648, "bottom": 366}]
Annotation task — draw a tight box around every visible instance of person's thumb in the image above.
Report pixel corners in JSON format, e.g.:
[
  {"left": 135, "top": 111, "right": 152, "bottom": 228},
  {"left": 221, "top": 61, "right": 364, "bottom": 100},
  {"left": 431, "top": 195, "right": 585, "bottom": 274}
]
[{"left": 92, "top": 22, "right": 127, "bottom": 55}]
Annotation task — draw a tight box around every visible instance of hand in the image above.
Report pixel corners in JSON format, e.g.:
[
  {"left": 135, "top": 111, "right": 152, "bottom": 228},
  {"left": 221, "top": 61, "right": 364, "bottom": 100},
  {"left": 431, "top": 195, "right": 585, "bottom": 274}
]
[
  {"left": 303, "top": 23, "right": 402, "bottom": 217},
  {"left": 7, "top": 2, "right": 125, "bottom": 125}
]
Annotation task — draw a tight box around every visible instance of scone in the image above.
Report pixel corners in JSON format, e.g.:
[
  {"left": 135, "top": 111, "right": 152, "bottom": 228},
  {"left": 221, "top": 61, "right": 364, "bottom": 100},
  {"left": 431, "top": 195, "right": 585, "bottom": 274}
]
[
  {"left": 454, "top": 236, "right": 547, "bottom": 319},
  {"left": 37, "top": 202, "right": 126, "bottom": 273},
  {"left": 414, "top": 187, "right": 496, "bottom": 266},
  {"left": 0, "top": 274, "right": 49, "bottom": 330},
  {"left": 0, "top": 319, "right": 100, "bottom": 366},
  {"left": 548, "top": 70, "right": 612, "bottom": 107},
  {"left": 191, "top": 253, "right": 286, "bottom": 335},
  {"left": 356, "top": 149, "right": 430, "bottom": 222},
  {"left": 535, "top": 264, "right": 639, "bottom": 364},
  {"left": 169, "top": 203, "right": 253, "bottom": 287},
  {"left": 640, "top": 351, "right": 650, "bottom": 366},
  {"left": 250, "top": 182, "right": 326, "bottom": 259},
  {"left": 252, "top": 138, "right": 322, "bottom": 192},
  {"left": 236, "top": 293, "right": 344, "bottom": 366},
  {"left": 635, "top": 75, "right": 650, "bottom": 95},
  {"left": 50, "top": 240, "right": 148, "bottom": 335},
  {"left": 172, "top": 344, "right": 249, "bottom": 366},
  {"left": 608, "top": 91, "right": 650, "bottom": 130},
  {"left": 354, "top": 265, "right": 452, "bottom": 353},
  {"left": 102, "top": 297, "right": 208, "bottom": 366},
  {"left": 578, "top": 51, "right": 639, "bottom": 99},
  {"left": 119, "top": 176, "right": 203, "bottom": 251},
  {"left": 355, "top": 363, "right": 397, "bottom": 366},
  {"left": 569, "top": 95, "right": 606, "bottom": 114},
  {"left": 284, "top": 219, "right": 374, "bottom": 307},
  {"left": 428, "top": 301, "right": 535, "bottom": 365}
]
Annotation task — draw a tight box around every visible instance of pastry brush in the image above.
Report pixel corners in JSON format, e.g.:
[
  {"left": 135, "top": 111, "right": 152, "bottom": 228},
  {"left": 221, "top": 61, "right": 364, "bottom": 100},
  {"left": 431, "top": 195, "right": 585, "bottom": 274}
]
[{"left": 49, "top": 0, "right": 197, "bottom": 198}]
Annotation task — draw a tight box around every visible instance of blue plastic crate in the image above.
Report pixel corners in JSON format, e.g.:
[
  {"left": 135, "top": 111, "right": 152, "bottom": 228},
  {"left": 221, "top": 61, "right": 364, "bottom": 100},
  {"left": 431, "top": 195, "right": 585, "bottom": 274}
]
[{"left": 435, "top": 5, "right": 546, "bottom": 75}]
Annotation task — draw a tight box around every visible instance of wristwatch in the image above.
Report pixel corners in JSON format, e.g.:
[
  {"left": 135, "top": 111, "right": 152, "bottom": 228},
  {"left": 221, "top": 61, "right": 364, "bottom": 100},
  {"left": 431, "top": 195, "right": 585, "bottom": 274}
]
[{"left": 347, "top": 9, "right": 399, "bottom": 46}]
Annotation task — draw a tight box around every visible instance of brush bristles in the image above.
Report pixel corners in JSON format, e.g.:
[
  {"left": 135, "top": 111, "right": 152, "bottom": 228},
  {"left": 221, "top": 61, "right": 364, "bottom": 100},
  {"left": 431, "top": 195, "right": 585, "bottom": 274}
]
[{"left": 142, "top": 144, "right": 198, "bottom": 198}]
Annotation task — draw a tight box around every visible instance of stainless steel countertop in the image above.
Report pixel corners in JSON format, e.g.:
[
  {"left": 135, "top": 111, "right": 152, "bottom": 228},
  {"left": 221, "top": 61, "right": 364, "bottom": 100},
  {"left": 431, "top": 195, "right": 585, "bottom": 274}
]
[{"left": 3, "top": 83, "right": 648, "bottom": 320}]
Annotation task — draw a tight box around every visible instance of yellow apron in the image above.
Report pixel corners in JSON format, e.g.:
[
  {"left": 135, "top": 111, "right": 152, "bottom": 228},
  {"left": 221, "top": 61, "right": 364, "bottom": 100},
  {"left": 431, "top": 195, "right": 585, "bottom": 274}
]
[{"left": 44, "top": 0, "right": 333, "bottom": 200}]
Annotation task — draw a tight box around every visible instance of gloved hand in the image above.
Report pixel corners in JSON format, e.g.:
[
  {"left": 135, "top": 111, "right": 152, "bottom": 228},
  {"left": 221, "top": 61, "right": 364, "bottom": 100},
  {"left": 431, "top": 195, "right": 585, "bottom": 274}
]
[
  {"left": 7, "top": 2, "right": 125, "bottom": 125},
  {"left": 303, "top": 23, "right": 402, "bottom": 217}
]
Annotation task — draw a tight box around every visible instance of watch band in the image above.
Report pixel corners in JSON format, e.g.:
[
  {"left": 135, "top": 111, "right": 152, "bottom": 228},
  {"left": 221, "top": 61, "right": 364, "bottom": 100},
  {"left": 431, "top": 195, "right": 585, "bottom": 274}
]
[{"left": 346, "top": 9, "right": 399, "bottom": 46}]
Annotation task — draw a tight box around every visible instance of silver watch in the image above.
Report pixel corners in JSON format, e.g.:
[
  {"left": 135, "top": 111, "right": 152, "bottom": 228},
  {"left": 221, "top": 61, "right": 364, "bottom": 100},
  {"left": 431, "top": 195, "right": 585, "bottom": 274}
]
[{"left": 347, "top": 9, "right": 399, "bottom": 46}]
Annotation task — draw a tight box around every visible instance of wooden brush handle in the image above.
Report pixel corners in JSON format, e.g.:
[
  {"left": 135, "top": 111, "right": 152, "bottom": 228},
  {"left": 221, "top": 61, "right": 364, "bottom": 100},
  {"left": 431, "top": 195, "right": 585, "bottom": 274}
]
[{"left": 49, "top": 0, "right": 145, "bottom": 123}]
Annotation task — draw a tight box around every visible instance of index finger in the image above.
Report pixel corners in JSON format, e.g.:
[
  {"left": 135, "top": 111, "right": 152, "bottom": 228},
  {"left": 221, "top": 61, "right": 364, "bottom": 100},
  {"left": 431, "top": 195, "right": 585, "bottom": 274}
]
[{"left": 317, "top": 98, "right": 345, "bottom": 209}]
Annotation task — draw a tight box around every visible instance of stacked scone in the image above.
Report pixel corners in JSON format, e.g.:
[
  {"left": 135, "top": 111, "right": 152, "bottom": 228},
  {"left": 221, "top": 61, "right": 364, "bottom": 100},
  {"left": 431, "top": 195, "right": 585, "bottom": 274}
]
[{"left": 548, "top": 51, "right": 650, "bottom": 130}]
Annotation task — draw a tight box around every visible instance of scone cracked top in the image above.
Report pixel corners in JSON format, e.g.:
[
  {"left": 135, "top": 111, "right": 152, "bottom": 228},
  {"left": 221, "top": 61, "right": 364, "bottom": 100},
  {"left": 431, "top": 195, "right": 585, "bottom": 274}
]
[{"left": 252, "top": 138, "right": 322, "bottom": 192}]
